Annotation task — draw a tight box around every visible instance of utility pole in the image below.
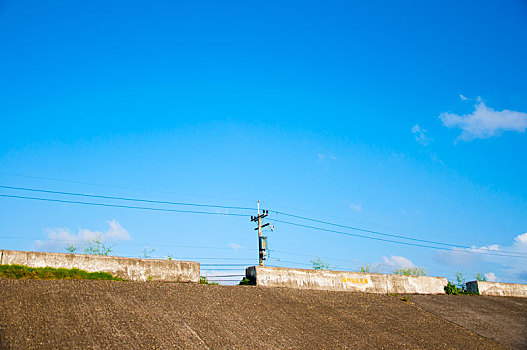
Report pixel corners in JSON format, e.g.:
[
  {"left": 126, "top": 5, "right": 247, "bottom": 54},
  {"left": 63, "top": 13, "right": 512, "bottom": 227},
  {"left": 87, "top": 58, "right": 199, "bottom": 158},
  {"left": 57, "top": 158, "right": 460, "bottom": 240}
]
[{"left": 251, "top": 200, "right": 269, "bottom": 266}]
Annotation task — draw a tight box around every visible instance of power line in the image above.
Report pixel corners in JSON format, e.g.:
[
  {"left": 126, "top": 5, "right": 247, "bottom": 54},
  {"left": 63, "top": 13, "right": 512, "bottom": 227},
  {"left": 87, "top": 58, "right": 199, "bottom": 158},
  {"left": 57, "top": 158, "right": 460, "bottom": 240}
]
[
  {"left": 0, "top": 236, "right": 255, "bottom": 253},
  {"left": 203, "top": 274, "right": 245, "bottom": 278},
  {"left": 0, "top": 194, "right": 250, "bottom": 217},
  {"left": 2, "top": 184, "right": 523, "bottom": 260},
  {"left": 200, "top": 263, "right": 249, "bottom": 266},
  {"left": 162, "top": 257, "right": 253, "bottom": 261},
  {"left": 0, "top": 173, "right": 485, "bottom": 246},
  {"left": 0, "top": 185, "right": 253, "bottom": 211},
  {"left": 271, "top": 210, "right": 524, "bottom": 256},
  {"left": 272, "top": 219, "right": 527, "bottom": 259},
  {"left": 0, "top": 172, "right": 256, "bottom": 204}
]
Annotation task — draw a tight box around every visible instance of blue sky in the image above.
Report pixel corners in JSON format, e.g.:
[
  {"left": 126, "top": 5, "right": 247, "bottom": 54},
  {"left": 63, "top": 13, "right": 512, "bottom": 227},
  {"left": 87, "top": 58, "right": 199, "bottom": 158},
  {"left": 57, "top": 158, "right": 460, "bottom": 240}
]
[{"left": 1, "top": 0, "right": 526, "bottom": 284}]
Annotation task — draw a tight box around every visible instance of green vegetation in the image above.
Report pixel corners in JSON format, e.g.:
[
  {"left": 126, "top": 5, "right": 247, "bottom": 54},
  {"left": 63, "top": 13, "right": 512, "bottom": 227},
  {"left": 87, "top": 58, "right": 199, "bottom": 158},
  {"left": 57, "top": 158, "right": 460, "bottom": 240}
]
[
  {"left": 239, "top": 277, "right": 254, "bottom": 285},
  {"left": 400, "top": 296, "right": 410, "bottom": 303},
  {"left": 455, "top": 272, "right": 466, "bottom": 290},
  {"left": 0, "top": 264, "right": 123, "bottom": 281},
  {"left": 475, "top": 273, "right": 487, "bottom": 281},
  {"left": 83, "top": 235, "right": 115, "bottom": 256},
  {"left": 387, "top": 293, "right": 411, "bottom": 303},
  {"left": 393, "top": 267, "right": 426, "bottom": 276},
  {"left": 311, "top": 257, "right": 331, "bottom": 270},
  {"left": 64, "top": 235, "right": 116, "bottom": 256},
  {"left": 141, "top": 247, "right": 156, "bottom": 259},
  {"left": 199, "top": 276, "right": 219, "bottom": 285},
  {"left": 445, "top": 272, "right": 480, "bottom": 295},
  {"left": 444, "top": 281, "right": 479, "bottom": 295},
  {"left": 359, "top": 264, "right": 379, "bottom": 273}
]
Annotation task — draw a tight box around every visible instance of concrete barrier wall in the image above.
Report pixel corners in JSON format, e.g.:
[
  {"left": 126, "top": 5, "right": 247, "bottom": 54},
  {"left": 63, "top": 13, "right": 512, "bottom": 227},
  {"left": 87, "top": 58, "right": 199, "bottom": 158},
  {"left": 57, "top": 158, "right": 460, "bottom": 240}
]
[
  {"left": 466, "top": 281, "right": 527, "bottom": 297},
  {"left": 246, "top": 266, "right": 447, "bottom": 294},
  {"left": 0, "top": 250, "right": 199, "bottom": 283}
]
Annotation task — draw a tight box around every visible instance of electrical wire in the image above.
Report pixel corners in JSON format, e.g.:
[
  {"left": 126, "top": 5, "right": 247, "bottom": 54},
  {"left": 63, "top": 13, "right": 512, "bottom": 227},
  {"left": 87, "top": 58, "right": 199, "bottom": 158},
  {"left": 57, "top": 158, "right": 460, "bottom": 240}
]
[
  {"left": 2, "top": 183, "right": 524, "bottom": 260},
  {"left": 0, "top": 172, "right": 255, "bottom": 204},
  {"left": 271, "top": 210, "right": 526, "bottom": 256},
  {"left": 0, "top": 185, "right": 254, "bottom": 211},
  {"left": 273, "top": 218, "right": 527, "bottom": 259},
  {"left": 200, "top": 264, "right": 249, "bottom": 266},
  {"left": 0, "top": 194, "right": 250, "bottom": 217},
  {"left": 0, "top": 236, "right": 256, "bottom": 253}
]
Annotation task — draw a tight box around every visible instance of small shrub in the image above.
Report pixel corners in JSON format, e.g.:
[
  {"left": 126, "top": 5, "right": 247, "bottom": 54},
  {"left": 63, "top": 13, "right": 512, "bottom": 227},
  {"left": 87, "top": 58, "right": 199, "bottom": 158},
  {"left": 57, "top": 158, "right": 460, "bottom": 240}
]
[
  {"left": 239, "top": 277, "right": 254, "bottom": 285},
  {"left": 445, "top": 281, "right": 479, "bottom": 295},
  {"left": 445, "top": 281, "right": 460, "bottom": 295},
  {"left": 83, "top": 234, "right": 115, "bottom": 256},
  {"left": 394, "top": 267, "right": 426, "bottom": 276},
  {"left": 475, "top": 273, "right": 487, "bottom": 281},
  {"left": 311, "top": 257, "right": 330, "bottom": 270},
  {"left": 141, "top": 247, "right": 156, "bottom": 259},
  {"left": 360, "top": 264, "right": 379, "bottom": 273},
  {"left": 65, "top": 244, "right": 77, "bottom": 253},
  {"left": 199, "top": 276, "right": 219, "bottom": 285}
]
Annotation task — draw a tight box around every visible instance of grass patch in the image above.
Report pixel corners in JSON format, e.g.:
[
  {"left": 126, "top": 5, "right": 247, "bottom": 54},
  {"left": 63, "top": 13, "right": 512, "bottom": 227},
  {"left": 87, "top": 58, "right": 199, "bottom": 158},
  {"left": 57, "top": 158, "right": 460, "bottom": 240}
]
[
  {"left": 199, "top": 276, "right": 219, "bottom": 285},
  {"left": 0, "top": 264, "right": 123, "bottom": 281},
  {"left": 239, "top": 277, "right": 255, "bottom": 286},
  {"left": 444, "top": 282, "right": 479, "bottom": 295}
]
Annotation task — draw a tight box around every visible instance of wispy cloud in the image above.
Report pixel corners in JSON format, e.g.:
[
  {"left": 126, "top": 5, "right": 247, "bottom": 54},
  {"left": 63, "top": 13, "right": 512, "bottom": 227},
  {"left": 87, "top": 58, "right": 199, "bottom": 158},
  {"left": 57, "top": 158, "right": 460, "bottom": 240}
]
[
  {"left": 33, "top": 220, "right": 131, "bottom": 252},
  {"left": 434, "top": 247, "right": 479, "bottom": 267},
  {"left": 349, "top": 203, "right": 362, "bottom": 211},
  {"left": 317, "top": 153, "right": 337, "bottom": 161},
  {"left": 435, "top": 232, "right": 527, "bottom": 282},
  {"left": 485, "top": 272, "right": 498, "bottom": 282},
  {"left": 459, "top": 94, "right": 469, "bottom": 101},
  {"left": 229, "top": 243, "right": 242, "bottom": 251},
  {"left": 440, "top": 98, "right": 527, "bottom": 141},
  {"left": 381, "top": 255, "right": 414, "bottom": 269},
  {"left": 411, "top": 124, "right": 432, "bottom": 145}
]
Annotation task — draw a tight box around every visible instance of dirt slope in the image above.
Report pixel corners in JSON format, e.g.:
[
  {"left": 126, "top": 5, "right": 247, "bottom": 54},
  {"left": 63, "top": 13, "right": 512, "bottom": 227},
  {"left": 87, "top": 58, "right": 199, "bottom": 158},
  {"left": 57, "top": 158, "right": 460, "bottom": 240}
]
[
  {"left": 409, "top": 294, "right": 527, "bottom": 350},
  {"left": 0, "top": 279, "right": 512, "bottom": 349}
]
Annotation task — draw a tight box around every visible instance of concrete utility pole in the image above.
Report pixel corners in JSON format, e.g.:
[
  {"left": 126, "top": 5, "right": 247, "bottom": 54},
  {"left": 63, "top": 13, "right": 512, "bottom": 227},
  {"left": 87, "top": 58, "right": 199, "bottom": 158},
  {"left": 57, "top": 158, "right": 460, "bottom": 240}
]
[{"left": 251, "top": 200, "right": 269, "bottom": 266}]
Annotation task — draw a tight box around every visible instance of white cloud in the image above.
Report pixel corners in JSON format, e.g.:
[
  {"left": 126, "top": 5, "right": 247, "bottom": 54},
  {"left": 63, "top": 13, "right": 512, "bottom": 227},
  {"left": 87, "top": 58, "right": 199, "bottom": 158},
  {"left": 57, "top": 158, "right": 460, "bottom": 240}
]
[
  {"left": 33, "top": 220, "right": 131, "bottom": 252},
  {"left": 478, "top": 244, "right": 500, "bottom": 251},
  {"left": 317, "top": 153, "right": 337, "bottom": 161},
  {"left": 435, "top": 232, "right": 527, "bottom": 283},
  {"left": 411, "top": 124, "right": 432, "bottom": 145},
  {"left": 434, "top": 247, "right": 478, "bottom": 267},
  {"left": 459, "top": 94, "right": 469, "bottom": 101},
  {"left": 101, "top": 219, "right": 130, "bottom": 240},
  {"left": 381, "top": 255, "right": 414, "bottom": 269},
  {"left": 349, "top": 203, "right": 362, "bottom": 211},
  {"left": 440, "top": 98, "right": 527, "bottom": 141},
  {"left": 229, "top": 243, "right": 242, "bottom": 251},
  {"left": 485, "top": 272, "right": 498, "bottom": 282},
  {"left": 514, "top": 232, "right": 527, "bottom": 245}
]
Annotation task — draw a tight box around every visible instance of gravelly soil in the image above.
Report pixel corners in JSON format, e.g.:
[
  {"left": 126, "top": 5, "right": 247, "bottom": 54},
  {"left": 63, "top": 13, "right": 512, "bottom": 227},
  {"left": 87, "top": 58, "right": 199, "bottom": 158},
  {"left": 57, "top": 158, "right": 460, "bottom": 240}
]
[
  {"left": 408, "top": 294, "right": 527, "bottom": 350},
  {"left": 0, "top": 279, "right": 511, "bottom": 349}
]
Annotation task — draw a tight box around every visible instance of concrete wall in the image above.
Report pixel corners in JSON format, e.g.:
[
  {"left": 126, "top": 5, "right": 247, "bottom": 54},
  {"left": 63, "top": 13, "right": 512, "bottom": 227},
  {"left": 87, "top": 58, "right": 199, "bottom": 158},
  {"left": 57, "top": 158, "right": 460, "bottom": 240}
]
[
  {"left": 466, "top": 280, "right": 527, "bottom": 297},
  {"left": 0, "top": 250, "right": 199, "bottom": 283},
  {"left": 246, "top": 266, "right": 447, "bottom": 294}
]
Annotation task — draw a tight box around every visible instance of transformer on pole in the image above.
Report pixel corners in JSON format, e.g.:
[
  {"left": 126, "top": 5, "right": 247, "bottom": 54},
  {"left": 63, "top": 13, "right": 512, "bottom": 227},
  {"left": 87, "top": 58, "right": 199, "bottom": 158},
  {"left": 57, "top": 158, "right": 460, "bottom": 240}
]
[{"left": 251, "top": 200, "right": 269, "bottom": 266}]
